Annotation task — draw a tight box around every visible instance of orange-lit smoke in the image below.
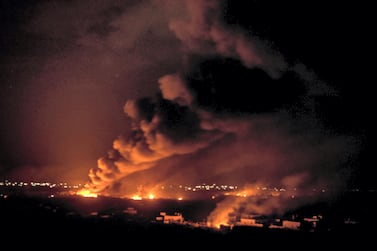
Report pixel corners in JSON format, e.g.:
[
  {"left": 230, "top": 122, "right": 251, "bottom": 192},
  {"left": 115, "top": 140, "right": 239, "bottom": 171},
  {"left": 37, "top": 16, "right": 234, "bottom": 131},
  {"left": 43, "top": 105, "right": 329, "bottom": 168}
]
[
  {"left": 81, "top": 92, "right": 224, "bottom": 196},
  {"left": 79, "top": 0, "right": 359, "bottom": 203},
  {"left": 207, "top": 176, "right": 327, "bottom": 228},
  {"left": 207, "top": 195, "right": 244, "bottom": 228}
]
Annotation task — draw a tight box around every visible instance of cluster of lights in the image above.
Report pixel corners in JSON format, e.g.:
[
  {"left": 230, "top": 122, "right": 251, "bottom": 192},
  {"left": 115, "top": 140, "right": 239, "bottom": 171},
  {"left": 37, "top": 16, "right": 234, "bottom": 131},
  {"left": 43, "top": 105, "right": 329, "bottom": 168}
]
[
  {"left": 0, "top": 180, "right": 82, "bottom": 189},
  {"left": 129, "top": 193, "right": 184, "bottom": 201},
  {"left": 1, "top": 180, "right": 334, "bottom": 200},
  {"left": 173, "top": 184, "right": 239, "bottom": 191}
]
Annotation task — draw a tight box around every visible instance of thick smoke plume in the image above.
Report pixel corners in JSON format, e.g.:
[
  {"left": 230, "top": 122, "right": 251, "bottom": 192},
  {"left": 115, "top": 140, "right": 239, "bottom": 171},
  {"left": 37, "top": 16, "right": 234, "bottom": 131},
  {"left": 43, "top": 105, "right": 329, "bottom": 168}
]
[{"left": 82, "top": 0, "right": 359, "bottom": 220}]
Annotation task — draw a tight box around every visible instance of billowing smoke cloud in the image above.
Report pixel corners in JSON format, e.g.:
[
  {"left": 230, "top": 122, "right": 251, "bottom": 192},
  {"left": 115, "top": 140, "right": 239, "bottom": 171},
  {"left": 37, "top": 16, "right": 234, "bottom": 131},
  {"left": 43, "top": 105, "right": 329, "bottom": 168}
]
[
  {"left": 167, "top": 0, "right": 287, "bottom": 78},
  {"left": 88, "top": 93, "right": 223, "bottom": 193},
  {"left": 207, "top": 175, "right": 330, "bottom": 228},
  {"left": 82, "top": 0, "right": 360, "bottom": 221}
]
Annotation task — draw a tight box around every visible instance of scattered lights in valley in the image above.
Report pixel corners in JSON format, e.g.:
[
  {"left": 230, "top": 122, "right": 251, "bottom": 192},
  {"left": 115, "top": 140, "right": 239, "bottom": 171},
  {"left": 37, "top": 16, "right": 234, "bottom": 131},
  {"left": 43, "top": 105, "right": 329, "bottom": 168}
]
[
  {"left": 1, "top": 180, "right": 334, "bottom": 200},
  {"left": 0, "top": 180, "right": 80, "bottom": 189},
  {"left": 0, "top": 179, "right": 366, "bottom": 233}
]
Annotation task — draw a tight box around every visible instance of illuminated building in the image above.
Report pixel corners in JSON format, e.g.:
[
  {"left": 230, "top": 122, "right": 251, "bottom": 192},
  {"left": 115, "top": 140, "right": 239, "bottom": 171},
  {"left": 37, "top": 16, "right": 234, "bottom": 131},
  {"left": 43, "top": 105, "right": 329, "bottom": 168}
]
[
  {"left": 238, "top": 218, "right": 264, "bottom": 228},
  {"left": 123, "top": 207, "right": 138, "bottom": 215},
  {"left": 156, "top": 212, "right": 184, "bottom": 224},
  {"left": 282, "top": 220, "right": 301, "bottom": 230}
]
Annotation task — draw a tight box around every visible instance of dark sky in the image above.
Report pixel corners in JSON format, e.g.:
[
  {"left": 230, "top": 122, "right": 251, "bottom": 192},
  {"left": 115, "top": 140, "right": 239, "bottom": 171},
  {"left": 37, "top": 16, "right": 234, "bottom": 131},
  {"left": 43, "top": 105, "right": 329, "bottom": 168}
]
[{"left": 0, "top": 0, "right": 374, "bottom": 189}]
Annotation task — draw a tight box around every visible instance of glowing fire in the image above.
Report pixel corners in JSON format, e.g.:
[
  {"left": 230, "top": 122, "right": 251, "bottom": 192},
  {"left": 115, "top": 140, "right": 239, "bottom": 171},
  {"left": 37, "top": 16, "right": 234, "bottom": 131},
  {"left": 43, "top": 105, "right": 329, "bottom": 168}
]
[
  {"left": 208, "top": 221, "right": 229, "bottom": 229},
  {"left": 76, "top": 189, "right": 98, "bottom": 198},
  {"left": 131, "top": 194, "right": 142, "bottom": 200},
  {"left": 207, "top": 208, "right": 232, "bottom": 229},
  {"left": 131, "top": 193, "right": 156, "bottom": 200}
]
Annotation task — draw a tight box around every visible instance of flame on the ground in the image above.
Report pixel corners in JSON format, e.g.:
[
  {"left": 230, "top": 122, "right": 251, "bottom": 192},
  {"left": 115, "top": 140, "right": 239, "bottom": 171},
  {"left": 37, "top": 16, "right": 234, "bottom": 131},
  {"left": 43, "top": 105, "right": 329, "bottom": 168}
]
[
  {"left": 209, "top": 221, "right": 229, "bottom": 229},
  {"left": 131, "top": 194, "right": 143, "bottom": 200},
  {"left": 131, "top": 193, "right": 156, "bottom": 200},
  {"left": 76, "top": 189, "right": 98, "bottom": 198}
]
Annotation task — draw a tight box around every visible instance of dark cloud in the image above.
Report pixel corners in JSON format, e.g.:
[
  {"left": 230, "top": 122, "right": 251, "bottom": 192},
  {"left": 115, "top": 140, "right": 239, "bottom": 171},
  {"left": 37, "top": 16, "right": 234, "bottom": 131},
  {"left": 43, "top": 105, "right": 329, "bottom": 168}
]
[
  {"left": 183, "top": 56, "right": 306, "bottom": 114},
  {"left": 167, "top": 0, "right": 287, "bottom": 77}
]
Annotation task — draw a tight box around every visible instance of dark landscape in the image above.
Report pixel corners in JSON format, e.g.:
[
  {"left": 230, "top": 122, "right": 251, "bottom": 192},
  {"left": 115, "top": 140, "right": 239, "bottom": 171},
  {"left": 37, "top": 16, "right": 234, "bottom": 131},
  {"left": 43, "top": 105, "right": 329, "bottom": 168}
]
[{"left": 1, "top": 186, "right": 375, "bottom": 249}]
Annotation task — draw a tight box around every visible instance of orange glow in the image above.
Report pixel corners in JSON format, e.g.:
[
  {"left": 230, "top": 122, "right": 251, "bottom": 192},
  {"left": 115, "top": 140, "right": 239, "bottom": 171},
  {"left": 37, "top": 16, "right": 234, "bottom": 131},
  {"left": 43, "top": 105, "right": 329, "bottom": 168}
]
[
  {"left": 271, "top": 191, "right": 280, "bottom": 196},
  {"left": 177, "top": 197, "right": 183, "bottom": 201},
  {"left": 207, "top": 207, "right": 233, "bottom": 229},
  {"left": 76, "top": 189, "right": 98, "bottom": 198},
  {"left": 209, "top": 221, "right": 229, "bottom": 229},
  {"left": 131, "top": 194, "right": 142, "bottom": 200},
  {"left": 148, "top": 193, "right": 155, "bottom": 200},
  {"left": 236, "top": 192, "right": 247, "bottom": 197}
]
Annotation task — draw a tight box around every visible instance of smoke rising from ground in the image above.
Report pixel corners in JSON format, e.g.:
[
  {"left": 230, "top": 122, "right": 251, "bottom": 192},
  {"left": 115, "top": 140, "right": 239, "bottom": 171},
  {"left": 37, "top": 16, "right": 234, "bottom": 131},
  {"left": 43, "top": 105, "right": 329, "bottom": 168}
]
[{"left": 59, "top": 0, "right": 360, "bottom": 216}]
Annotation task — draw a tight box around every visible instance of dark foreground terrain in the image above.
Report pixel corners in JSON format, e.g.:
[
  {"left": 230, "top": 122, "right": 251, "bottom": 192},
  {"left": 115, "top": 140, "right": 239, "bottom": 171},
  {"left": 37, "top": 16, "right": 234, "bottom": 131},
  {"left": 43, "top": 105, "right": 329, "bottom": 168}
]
[{"left": 1, "top": 192, "right": 375, "bottom": 249}]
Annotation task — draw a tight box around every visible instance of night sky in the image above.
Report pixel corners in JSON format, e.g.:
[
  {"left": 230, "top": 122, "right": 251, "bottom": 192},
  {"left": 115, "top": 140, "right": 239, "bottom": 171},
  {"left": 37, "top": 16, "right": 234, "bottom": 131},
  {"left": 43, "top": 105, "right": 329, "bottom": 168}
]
[{"left": 0, "top": 0, "right": 374, "bottom": 191}]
